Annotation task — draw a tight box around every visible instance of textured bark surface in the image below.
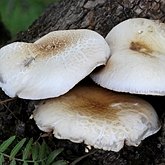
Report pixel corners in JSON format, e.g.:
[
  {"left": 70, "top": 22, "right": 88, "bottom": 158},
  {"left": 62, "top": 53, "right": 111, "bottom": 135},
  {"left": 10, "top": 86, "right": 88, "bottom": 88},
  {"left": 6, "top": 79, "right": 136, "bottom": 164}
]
[
  {"left": 0, "top": 19, "right": 11, "bottom": 47},
  {"left": 0, "top": 0, "right": 165, "bottom": 164},
  {"left": 17, "top": 0, "right": 165, "bottom": 41}
]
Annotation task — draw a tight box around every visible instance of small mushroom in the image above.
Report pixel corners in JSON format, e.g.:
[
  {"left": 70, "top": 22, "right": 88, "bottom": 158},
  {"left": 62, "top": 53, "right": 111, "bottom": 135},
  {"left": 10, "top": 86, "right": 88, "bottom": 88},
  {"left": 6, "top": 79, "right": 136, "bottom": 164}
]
[
  {"left": 91, "top": 18, "right": 165, "bottom": 95},
  {"left": 0, "top": 29, "right": 110, "bottom": 100},
  {"left": 33, "top": 85, "right": 160, "bottom": 152}
]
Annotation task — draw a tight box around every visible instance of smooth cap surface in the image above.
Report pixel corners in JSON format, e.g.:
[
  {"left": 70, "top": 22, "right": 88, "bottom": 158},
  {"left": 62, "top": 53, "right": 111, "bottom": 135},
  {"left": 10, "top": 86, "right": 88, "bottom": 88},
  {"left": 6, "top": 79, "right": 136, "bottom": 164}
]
[{"left": 91, "top": 18, "right": 165, "bottom": 95}]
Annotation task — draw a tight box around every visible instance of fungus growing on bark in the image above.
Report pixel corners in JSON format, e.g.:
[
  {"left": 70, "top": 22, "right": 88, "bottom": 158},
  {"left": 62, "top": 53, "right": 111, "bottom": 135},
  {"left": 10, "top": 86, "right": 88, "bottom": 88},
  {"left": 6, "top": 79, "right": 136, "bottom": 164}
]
[
  {"left": 0, "top": 29, "right": 110, "bottom": 100},
  {"left": 91, "top": 18, "right": 165, "bottom": 95},
  {"left": 33, "top": 85, "right": 160, "bottom": 152}
]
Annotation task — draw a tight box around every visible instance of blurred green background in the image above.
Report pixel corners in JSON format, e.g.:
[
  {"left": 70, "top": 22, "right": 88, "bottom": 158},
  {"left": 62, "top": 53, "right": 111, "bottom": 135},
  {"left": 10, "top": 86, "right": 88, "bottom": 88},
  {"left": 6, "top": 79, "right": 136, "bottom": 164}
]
[{"left": 0, "top": 0, "right": 57, "bottom": 38}]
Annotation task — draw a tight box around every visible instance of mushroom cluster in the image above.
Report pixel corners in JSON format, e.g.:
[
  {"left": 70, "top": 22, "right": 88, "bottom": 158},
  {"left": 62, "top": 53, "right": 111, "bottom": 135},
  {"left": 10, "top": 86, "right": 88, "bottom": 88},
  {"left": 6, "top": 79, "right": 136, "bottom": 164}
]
[{"left": 0, "top": 18, "right": 162, "bottom": 151}]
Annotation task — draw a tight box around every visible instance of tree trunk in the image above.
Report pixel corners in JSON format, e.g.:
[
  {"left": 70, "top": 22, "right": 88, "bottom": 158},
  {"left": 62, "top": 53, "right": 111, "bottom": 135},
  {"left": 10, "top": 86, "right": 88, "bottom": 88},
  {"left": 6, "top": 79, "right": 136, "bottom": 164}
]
[
  {"left": 0, "top": 20, "right": 11, "bottom": 47},
  {"left": 7, "top": 0, "right": 165, "bottom": 164},
  {"left": 17, "top": 0, "right": 165, "bottom": 41}
]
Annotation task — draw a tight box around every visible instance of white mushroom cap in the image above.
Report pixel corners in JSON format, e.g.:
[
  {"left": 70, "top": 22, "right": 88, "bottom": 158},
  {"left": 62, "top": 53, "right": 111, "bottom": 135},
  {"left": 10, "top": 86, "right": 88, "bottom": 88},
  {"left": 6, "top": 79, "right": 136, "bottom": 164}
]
[
  {"left": 0, "top": 29, "right": 110, "bottom": 100},
  {"left": 91, "top": 18, "right": 165, "bottom": 95},
  {"left": 33, "top": 85, "right": 160, "bottom": 152}
]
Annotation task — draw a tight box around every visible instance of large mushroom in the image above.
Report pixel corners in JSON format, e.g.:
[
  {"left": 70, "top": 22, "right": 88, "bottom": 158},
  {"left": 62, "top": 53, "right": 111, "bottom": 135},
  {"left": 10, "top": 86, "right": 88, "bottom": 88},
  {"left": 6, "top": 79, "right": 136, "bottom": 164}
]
[
  {"left": 33, "top": 85, "right": 160, "bottom": 152},
  {"left": 91, "top": 18, "right": 165, "bottom": 95},
  {"left": 0, "top": 29, "right": 110, "bottom": 100}
]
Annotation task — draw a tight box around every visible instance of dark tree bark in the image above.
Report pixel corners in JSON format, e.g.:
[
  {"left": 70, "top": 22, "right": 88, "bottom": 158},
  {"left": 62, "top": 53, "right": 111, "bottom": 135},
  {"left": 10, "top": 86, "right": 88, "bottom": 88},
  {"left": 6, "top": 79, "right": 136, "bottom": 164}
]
[
  {"left": 0, "top": 19, "right": 11, "bottom": 47},
  {"left": 17, "top": 0, "right": 165, "bottom": 42},
  {"left": 2, "top": 0, "right": 165, "bottom": 164}
]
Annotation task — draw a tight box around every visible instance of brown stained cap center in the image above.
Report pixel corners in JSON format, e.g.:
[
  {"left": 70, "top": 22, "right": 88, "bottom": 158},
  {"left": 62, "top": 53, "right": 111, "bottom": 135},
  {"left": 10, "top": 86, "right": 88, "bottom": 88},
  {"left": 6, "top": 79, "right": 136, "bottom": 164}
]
[
  {"left": 130, "top": 41, "right": 153, "bottom": 56},
  {"left": 36, "top": 38, "right": 72, "bottom": 56},
  {"left": 68, "top": 95, "right": 119, "bottom": 120},
  {"left": 22, "top": 36, "right": 74, "bottom": 68},
  {"left": 64, "top": 87, "right": 143, "bottom": 121}
]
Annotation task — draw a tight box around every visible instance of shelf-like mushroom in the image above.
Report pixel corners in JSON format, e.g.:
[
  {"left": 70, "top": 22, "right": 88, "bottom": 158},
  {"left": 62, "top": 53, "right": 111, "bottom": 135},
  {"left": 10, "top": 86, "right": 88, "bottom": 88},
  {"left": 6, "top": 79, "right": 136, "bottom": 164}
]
[
  {"left": 33, "top": 85, "right": 160, "bottom": 152},
  {"left": 0, "top": 29, "right": 110, "bottom": 100},
  {"left": 91, "top": 18, "right": 165, "bottom": 95}
]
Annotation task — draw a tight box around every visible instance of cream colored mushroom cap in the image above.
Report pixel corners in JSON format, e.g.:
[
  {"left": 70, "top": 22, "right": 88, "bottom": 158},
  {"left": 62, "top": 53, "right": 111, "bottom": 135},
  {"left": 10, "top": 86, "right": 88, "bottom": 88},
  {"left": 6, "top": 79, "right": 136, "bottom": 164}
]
[
  {"left": 33, "top": 85, "right": 160, "bottom": 152},
  {"left": 91, "top": 18, "right": 165, "bottom": 95},
  {"left": 0, "top": 29, "right": 110, "bottom": 100}
]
